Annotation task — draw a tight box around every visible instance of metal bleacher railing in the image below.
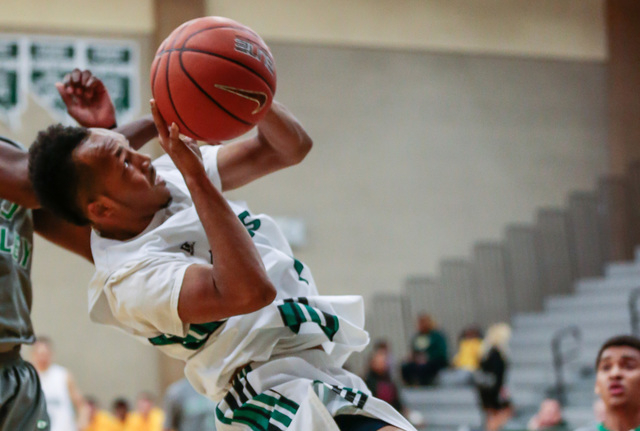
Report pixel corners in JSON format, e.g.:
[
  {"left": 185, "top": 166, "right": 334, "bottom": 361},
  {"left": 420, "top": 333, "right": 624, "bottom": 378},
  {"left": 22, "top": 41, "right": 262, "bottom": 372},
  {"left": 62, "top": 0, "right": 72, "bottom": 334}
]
[
  {"left": 550, "top": 325, "right": 581, "bottom": 406},
  {"left": 630, "top": 286, "right": 640, "bottom": 337}
]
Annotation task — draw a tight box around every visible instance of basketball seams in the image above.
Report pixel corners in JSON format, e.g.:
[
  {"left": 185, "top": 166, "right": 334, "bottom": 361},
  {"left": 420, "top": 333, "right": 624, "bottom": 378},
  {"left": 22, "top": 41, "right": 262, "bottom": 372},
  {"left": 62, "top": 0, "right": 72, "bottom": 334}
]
[
  {"left": 164, "top": 22, "right": 204, "bottom": 140},
  {"left": 153, "top": 25, "right": 260, "bottom": 58},
  {"left": 153, "top": 24, "right": 274, "bottom": 93},
  {"left": 166, "top": 48, "right": 275, "bottom": 94},
  {"left": 177, "top": 49, "right": 253, "bottom": 127}
]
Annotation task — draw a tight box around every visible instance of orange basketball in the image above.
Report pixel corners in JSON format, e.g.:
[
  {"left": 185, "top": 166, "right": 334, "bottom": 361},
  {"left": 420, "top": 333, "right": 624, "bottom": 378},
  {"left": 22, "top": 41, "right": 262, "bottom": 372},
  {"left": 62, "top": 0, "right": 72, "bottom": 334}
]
[{"left": 150, "top": 16, "right": 276, "bottom": 141}]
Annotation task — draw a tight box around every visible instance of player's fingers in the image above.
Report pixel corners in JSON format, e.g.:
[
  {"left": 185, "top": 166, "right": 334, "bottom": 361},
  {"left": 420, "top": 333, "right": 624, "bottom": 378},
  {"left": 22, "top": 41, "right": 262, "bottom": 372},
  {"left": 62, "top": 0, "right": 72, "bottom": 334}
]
[
  {"left": 70, "top": 68, "right": 82, "bottom": 85},
  {"left": 84, "top": 76, "right": 97, "bottom": 99},
  {"left": 80, "top": 70, "right": 92, "bottom": 86},
  {"left": 169, "top": 123, "right": 180, "bottom": 144},
  {"left": 61, "top": 72, "right": 72, "bottom": 86},
  {"left": 56, "top": 82, "right": 74, "bottom": 105},
  {"left": 150, "top": 100, "right": 170, "bottom": 141},
  {"left": 85, "top": 75, "right": 98, "bottom": 89}
]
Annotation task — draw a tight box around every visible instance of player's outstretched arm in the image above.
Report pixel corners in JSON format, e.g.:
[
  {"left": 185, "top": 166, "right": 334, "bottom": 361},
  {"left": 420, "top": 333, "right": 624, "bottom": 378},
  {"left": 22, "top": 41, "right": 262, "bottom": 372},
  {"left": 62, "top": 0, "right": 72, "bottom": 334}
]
[
  {"left": 58, "top": 69, "right": 157, "bottom": 151},
  {"left": 151, "top": 101, "right": 276, "bottom": 323},
  {"left": 0, "top": 140, "right": 37, "bottom": 208},
  {"left": 217, "top": 100, "right": 313, "bottom": 191},
  {"left": 57, "top": 68, "right": 117, "bottom": 129}
]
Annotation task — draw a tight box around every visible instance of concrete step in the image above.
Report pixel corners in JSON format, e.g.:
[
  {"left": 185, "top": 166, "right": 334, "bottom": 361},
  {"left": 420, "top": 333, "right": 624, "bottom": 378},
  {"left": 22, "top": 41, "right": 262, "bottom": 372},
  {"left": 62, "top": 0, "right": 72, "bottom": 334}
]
[
  {"left": 564, "top": 406, "right": 597, "bottom": 428},
  {"left": 509, "top": 388, "right": 545, "bottom": 409},
  {"left": 419, "top": 407, "right": 483, "bottom": 428},
  {"left": 512, "top": 310, "right": 630, "bottom": 332},
  {"left": 605, "top": 261, "right": 640, "bottom": 279},
  {"left": 510, "top": 325, "right": 631, "bottom": 346},
  {"left": 545, "top": 293, "right": 629, "bottom": 311},
  {"left": 509, "top": 346, "right": 606, "bottom": 371},
  {"left": 401, "top": 387, "right": 477, "bottom": 407},
  {"left": 576, "top": 276, "right": 640, "bottom": 294}
]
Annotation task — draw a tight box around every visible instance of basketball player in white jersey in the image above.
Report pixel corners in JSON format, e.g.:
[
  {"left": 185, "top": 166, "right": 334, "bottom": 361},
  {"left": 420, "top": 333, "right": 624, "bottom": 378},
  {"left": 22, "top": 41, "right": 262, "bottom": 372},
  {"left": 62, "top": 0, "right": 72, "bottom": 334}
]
[
  {"left": 27, "top": 84, "right": 417, "bottom": 429},
  {"left": 30, "top": 337, "right": 87, "bottom": 431}
]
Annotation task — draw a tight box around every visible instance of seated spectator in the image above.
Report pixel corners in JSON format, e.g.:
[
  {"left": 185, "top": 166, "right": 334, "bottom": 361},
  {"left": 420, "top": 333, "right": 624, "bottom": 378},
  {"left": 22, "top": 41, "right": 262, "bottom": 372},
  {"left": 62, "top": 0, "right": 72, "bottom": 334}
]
[
  {"left": 442, "top": 326, "right": 484, "bottom": 385},
  {"left": 111, "top": 398, "right": 130, "bottom": 430},
  {"left": 81, "top": 396, "right": 120, "bottom": 431},
  {"left": 453, "top": 326, "right": 483, "bottom": 372},
  {"left": 365, "top": 344, "right": 403, "bottom": 412},
  {"left": 527, "top": 398, "right": 570, "bottom": 431},
  {"left": 124, "top": 392, "right": 164, "bottom": 431},
  {"left": 474, "top": 322, "right": 513, "bottom": 431},
  {"left": 401, "top": 313, "right": 449, "bottom": 386},
  {"left": 163, "top": 378, "right": 217, "bottom": 431}
]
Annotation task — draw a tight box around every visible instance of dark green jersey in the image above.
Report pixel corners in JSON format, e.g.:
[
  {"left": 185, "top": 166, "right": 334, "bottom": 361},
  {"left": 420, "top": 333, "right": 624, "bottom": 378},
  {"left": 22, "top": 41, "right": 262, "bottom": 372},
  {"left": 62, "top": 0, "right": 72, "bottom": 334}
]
[{"left": 0, "top": 137, "right": 34, "bottom": 351}]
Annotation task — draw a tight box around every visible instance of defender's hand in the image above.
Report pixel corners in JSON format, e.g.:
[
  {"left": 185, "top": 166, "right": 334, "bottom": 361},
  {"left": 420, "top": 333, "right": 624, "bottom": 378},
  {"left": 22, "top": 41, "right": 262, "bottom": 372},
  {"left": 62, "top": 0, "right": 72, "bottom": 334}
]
[
  {"left": 150, "top": 99, "right": 203, "bottom": 175},
  {"left": 56, "top": 69, "right": 117, "bottom": 129}
]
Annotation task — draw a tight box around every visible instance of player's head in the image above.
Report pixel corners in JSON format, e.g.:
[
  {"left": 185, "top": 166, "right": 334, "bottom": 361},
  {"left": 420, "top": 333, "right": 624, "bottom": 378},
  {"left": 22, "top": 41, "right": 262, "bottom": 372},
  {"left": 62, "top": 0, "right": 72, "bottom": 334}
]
[
  {"left": 30, "top": 336, "right": 54, "bottom": 370},
  {"left": 136, "top": 391, "right": 155, "bottom": 415},
  {"left": 535, "top": 398, "right": 563, "bottom": 426},
  {"left": 29, "top": 124, "right": 171, "bottom": 233},
  {"left": 112, "top": 398, "right": 130, "bottom": 421},
  {"left": 594, "top": 335, "right": 640, "bottom": 410},
  {"left": 417, "top": 313, "right": 435, "bottom": 333}
]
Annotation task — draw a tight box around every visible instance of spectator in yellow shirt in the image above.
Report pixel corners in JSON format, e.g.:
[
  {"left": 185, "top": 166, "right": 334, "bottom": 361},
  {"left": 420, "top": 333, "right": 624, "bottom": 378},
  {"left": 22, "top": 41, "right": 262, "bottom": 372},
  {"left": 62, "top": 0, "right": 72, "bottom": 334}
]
[
  {"left": 124, "top": 392, "right": 164, "bottom": 431},
  {"left": 81, "top": 396, "right": 121, "bottom": 431},
  {"left": 453, "top": 326, "right": 483, "bottom": 372}
]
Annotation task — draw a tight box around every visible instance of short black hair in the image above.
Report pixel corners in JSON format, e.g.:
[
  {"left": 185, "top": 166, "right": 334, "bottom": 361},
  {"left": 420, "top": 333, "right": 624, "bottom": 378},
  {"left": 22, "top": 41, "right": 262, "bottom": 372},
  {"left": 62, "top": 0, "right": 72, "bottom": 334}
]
[
  {"left": 29, "top": 124, "right": 90, "bottom": 225},
  {"left": 595, "top": 334, "right": 640, "bottom": 368}
]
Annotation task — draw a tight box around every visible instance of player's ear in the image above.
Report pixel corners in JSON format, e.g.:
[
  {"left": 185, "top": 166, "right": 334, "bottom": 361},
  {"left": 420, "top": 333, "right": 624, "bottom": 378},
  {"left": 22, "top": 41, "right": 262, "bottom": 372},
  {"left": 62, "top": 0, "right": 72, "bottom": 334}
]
[{"left": 87, "top": 196, "right": 116, "bottom": 220}]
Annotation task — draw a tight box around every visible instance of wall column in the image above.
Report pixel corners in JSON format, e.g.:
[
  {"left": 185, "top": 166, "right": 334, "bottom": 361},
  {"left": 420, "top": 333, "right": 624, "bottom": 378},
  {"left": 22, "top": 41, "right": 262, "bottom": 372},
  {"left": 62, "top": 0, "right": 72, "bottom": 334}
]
[
  {"left": 153, "top": 0, "right": 206, "bottom": 394},
  {"left": 607, "top": 0, "right": 640, "bottom": 174}
]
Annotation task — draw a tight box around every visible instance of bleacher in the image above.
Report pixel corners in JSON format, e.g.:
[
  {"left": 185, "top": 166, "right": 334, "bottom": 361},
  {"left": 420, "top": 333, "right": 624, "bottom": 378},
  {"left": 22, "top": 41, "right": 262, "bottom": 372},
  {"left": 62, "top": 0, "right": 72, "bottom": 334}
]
[{"left": 352, "top": 164, "right": 640, "bottom": 431}]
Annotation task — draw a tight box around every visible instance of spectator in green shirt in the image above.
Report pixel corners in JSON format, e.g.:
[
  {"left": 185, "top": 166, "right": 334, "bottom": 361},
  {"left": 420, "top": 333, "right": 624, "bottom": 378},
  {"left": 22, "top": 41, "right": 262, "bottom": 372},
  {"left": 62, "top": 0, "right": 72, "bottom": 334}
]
[{"left": 401, "top": 314, "right": 448, "bottom": 386}]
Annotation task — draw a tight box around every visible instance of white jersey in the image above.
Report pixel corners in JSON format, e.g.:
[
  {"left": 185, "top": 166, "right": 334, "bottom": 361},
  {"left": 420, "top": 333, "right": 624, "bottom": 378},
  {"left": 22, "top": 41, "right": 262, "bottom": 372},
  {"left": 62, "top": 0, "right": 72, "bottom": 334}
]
[
  {"left": 39, "top": 364, "right": 77, "bottom": 431},
  {"left": 87, "top": 146, "right": 416, "bottom": 430},
  {"left": 88, "top": 146, "right": 368, "bottom": 400}
]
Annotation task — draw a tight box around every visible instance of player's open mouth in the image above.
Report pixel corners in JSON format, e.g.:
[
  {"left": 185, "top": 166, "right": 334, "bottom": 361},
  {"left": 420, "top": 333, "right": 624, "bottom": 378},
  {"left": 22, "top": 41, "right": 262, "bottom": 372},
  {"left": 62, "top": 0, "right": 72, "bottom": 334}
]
[{"left": 608, "top": 382, "right": 624, "bottom": 396}]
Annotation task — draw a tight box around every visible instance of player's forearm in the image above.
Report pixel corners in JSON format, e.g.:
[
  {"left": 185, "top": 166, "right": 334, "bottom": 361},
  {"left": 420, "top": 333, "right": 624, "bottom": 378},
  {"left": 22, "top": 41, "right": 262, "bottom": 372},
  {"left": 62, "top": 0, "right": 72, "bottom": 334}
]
[
  {"left": 185, "top": 170, "right": 275, "bottom": 310},
  {"left": 257, "top": 101, "right": 312, "bottom": 165},
  {"left": 115, "top": 115, "right": 157, "bottom": 151},
  {"left": 0, "top": 147, "right": 39, "bottom": 209}
]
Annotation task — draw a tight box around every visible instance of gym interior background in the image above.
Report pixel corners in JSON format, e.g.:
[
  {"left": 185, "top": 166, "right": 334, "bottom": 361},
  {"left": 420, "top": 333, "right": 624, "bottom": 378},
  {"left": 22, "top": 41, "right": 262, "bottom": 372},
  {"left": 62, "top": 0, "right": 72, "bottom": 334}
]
[{"left": 0, "top": 0, "right": 637, "bottom": 407}]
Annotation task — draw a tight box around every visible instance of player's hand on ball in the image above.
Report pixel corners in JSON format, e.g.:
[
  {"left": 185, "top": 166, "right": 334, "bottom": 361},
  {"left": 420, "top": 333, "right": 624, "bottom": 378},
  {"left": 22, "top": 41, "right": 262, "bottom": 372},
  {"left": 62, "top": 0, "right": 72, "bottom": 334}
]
[
  {"left": 151, "top": 99, "right": 203, "bottom": 175},
  {"left": 57, "top": 69, "right": 117, "bottom": 129}
]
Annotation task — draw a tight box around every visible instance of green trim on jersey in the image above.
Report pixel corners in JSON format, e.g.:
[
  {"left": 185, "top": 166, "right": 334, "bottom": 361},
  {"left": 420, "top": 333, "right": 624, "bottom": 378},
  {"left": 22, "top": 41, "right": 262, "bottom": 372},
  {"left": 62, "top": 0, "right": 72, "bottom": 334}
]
[
  {"left": 598, "top": 423, "right": 640, "bottom": 431},
  {"left": 238, "top": 210, "right": 261, "bottom": 237},
  {"left": 312, "top": 380, "right": 369, "bottom": 409},
  {"left": 148, "top": 320, "right": 224, "bottom": 350},
  {"left": 216, "top": 390, "right": 299, "bottom": 431},
  {"left": 277, "top": 298, "right": 339, "bottom": 341}
]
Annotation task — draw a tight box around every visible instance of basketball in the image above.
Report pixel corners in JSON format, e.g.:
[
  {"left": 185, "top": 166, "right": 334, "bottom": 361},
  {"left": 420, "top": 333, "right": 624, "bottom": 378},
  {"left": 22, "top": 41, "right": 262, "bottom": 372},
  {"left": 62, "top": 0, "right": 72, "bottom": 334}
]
[{"left": 150, "top": 16, "right": 277, "bottom": 141}]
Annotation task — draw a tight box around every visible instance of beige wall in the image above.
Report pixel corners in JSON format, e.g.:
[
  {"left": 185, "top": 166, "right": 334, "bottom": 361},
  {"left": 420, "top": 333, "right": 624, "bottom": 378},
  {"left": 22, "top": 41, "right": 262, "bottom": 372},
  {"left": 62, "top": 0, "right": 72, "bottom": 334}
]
[
  {"left": 208, "top": 0, "right": 606, "bottom": 60},
  {"left": 0, "top": 0, "right": 154, "bottom": 34}
]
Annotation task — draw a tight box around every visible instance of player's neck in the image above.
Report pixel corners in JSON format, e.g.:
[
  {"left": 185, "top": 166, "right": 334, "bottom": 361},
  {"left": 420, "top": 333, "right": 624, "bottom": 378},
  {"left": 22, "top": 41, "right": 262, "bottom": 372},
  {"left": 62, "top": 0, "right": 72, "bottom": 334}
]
[
  {"left": 93, "top": 212, "right": 156, "bottom": 241},
  {"left": 602, "top": 408, "right": 640, "bottom": 431}
]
